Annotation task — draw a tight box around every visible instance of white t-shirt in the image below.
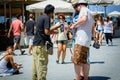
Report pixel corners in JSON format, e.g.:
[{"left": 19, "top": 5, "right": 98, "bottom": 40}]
[
  {"left": 75, "top": 7, "right": 93, "bottom": 48},
  {"left": 57, "top": 22, "right": 68, "bottom": 41},
  {"left": 104, "top": 21, "right": 113, "bottom": 33},
  {"left": 97, "top": 22, "right": 104, "bottom": 30}
]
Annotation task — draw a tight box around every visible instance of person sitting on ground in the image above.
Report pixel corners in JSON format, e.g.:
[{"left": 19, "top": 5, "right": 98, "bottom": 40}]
[{"left": 0, "top": 46, "right": 22, "bottom": 74}]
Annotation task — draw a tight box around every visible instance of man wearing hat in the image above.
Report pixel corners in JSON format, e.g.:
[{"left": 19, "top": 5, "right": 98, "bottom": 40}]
[
  {"left": 71, "top": 1, "right": 84, "bottom": 79},
  {"left": 71, "top": 0, "right": 93, "bottom": 80},
  {"left": 71, "top": 0, "right": 79, "bottom": 50}
]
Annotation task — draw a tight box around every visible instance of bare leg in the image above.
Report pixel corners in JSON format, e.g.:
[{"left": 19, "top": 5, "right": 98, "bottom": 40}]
[
  {"left": 13, "top": 43, "right": 18, "bottom": 55},
  {"left": 18, "top": 43, "right": 25, "bottom": 55},
  {"left": 74, "top": 64, "right": 82, "bottom": 80},
  {"left": 99, "top": 33, "right": 104, "bottom": 45},
  {"left": 80, "top": 65, "right": 84, "bottom": 76},
  {"left": 95, "top": 33, "right": 99, "bottom": 42},
  {"left": 83, "top": 64, "right": 90, "bottom": 80},
  {"left": 57, "top": 43, "right": 63, "bottom": 62},
  {"left": 17, "top": 43, "right": 23, "bottom": 53},
  {"left": 28, "top": 45, "right": 32, "bottom": 55},
  {"left": 13, "top": 43, "right": 17, "bottom": 51},
  {"left": 62, "top": 44, "right": 67, "bottom": 63}
]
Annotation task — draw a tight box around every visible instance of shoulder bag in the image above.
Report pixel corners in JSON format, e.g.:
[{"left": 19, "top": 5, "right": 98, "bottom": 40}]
[{"left": 45, "top": 41, "right": 53, "bottom": 55}]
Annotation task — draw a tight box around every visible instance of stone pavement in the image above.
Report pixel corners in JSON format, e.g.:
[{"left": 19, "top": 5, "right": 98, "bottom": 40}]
[{"left": 0, "top": 38, "right": 120, "bottom": 80}]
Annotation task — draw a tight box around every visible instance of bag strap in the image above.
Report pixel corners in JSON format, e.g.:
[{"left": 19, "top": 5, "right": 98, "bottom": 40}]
[{"left": 45, "top": 41, "right": 53, "bottom": 46}]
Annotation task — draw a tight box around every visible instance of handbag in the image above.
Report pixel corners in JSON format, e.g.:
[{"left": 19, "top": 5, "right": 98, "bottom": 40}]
[
  {"left": 45, "top": 41, "right": 53, "bottom": 55},
  {"left": 93, "top": 41, "right": 100, "bottom": 49},
  {"left": 72, "top": 44, "right": 89, "bottom": 65}
]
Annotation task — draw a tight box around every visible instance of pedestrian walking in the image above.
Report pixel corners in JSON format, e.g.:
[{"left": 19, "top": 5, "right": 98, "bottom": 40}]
[
  {"left": 70, "top": 0, "right": 93, "bottom": 80},
  {"left": 104, "top": 17, "right": 114, "bottom": 46},
  {"left": 71, "top": 0, "right": 79, "bottom": 50},
  {"left": 24, "top": 14, "right": 36, "bottom": 55},
  {"left": 8, "top": 14, "right": 25, "bottom": 55},
  {"left": 95, "top": 16, "right": 104, "bottom": 45},
  {"left": 55, "top": 13, "right": 69, "bottom": 64},
  {"left": 32, "top": 4, "right": 60, "bottom": 80},
  {"left": 71, "top": 1, "right": 84, "bottom": 79}
]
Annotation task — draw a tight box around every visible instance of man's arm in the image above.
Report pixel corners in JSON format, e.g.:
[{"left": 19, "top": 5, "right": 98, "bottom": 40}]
[
  {"left": 24, "top": 26, "right": 26, "bottom": 36},
  {"left": 4, "top": 55, "right": 21, "bottom": 70},
  {"left": 44, "top": 23, "right": 60, "bottom": 35},
  {"left": 70, "top": 15, "right": 87, "bottom": 29},
  {"left": 9, "top": 55, "right": 21, "bottom": 69},
  {"left": 7, "top": 24, "right": 12, "bottom": 38},
  {"left": 34, "top": 26, "right": 36, "bottom": 33},
  {"left": 20, "top": 24, "right": 24, "bottom": 31}
]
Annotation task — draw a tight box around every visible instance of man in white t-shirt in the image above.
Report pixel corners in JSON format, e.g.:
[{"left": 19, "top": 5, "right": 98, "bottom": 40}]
[{"left": 70, "top": 0, "right": 93, "bottom": 80}]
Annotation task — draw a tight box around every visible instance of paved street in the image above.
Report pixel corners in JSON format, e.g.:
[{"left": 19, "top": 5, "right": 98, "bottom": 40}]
[{"left": 0, "top": 38, "right": 120, "bottom": 80}]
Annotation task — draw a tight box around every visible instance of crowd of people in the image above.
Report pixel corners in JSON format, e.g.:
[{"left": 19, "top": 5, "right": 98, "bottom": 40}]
[
  {"left": 93, "top": 15, "right": 114, "bottom": 46},
  {"left": 0, "top": 0, "right": 119, "bottom": 80}
]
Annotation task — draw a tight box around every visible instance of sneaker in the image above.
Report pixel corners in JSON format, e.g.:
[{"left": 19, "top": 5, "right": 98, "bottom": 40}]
[
  {"left": 111, "top": 42, "right": 113, "bottom": 46},
  {"left": 106, "top": 44, "right": 109, "bottom": 46},
  {"left": 21, "top": 50, "right": 25, "bottom": 55}
]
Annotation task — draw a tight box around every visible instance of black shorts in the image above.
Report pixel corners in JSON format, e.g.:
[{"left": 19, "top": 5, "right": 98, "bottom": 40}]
[
  {"left": 56, "top": 40, "right": 68, "bottom": 44},
  {"left": 14, "top": 36, "right": 21, "bottom": 44}
]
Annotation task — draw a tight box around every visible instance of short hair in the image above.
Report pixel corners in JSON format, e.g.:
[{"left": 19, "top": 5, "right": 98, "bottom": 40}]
[
  {"left": 16, "top": 14, "right": 21, "bottom": 19},
  {"left": 29, "top": 14, "right": 33, "bottom": 19},
  {"left": 57, "top": 14, "right": 65, "bottom": 20},
  {"left": 6, "top": 46, "right": 13, "bottom": 50},
  {"left": 44, "top": 4, "right": 55, "bottom": 14}
]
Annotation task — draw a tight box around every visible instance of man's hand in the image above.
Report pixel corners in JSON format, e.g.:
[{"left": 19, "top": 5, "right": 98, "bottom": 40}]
[
  {"left": 54, "top": 22, "right": 61, "bottom": 28},
  {"left": 17, "top": 65, "right": 23, "bottom": 69},
  {"left": 70, "top": 24, "right": 76, "bottom": 29},
  {"left": 53, "top": 30, "right": 59, "bottom": 34},
  {"left": 7, "top": 33, "right": 10, "bottom": 38}
]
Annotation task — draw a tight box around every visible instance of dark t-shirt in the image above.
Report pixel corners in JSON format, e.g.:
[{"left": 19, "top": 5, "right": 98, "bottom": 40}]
[
  {"left": 33, "top": 14, "right": 51, "bottom": 46},
  {"left": 25, "top": 20, "right": 35, "bottom": 36}
]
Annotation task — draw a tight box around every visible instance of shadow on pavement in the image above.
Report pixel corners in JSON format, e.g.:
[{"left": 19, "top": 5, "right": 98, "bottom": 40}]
[
  {"left": 90, "top": 61, "right": 104, "bottom": 64},
  {"left": 19, "top": 53, "right": 27, "bottom": 56},
  {"left": 63, "top": 61, "right": 105, "bottom": 64},
  {"left": 100, "top": 44, "right": 118, "bottom": 47},
  {"left": 64, "top": 62, "right": 73, "bottom": 64},
  {"left": 108, "top": 45, "right": 118, "bottom": 47},
  {"left": 90, "top": 76, "right": 111, "bottom": 80}
]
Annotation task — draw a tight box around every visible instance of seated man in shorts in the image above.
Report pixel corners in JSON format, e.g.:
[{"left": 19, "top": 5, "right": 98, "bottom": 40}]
[{"left": 0, "top": 46, "right": 22, "bottom": 74}]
